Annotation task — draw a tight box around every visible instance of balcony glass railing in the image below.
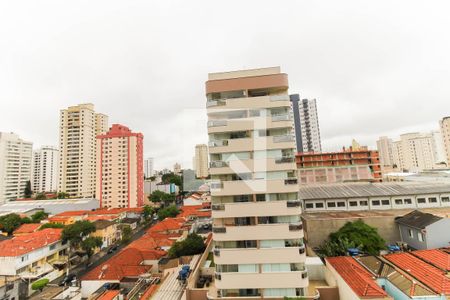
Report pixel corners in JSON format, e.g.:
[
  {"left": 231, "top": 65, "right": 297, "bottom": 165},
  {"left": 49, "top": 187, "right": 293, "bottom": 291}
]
[
  {"left": 209, "top": 140, "right": 229, "bottom": 147},
  {"left": 271, "top": 114, "right": 291, "bottom": 121},
  {"left": 206, "top": 100, "right": 226, "bottom": 107},
  {"left": 208, "top": 120, "right": 227, "bottom": 127},
  {"left": 284, "top": 178, "right": 298, "bottom": 185},
  {"left": 273, "top": 135, "right": 295, "bottom": 143},
  {"left": 270, "top": 95, "right": 290, "bottom": 101},
  {"left": 210, "top": 161, "right": 229, "bottom": 168},
  {"left": 275, "top": 156, "right": 295, "bottom": 163}
]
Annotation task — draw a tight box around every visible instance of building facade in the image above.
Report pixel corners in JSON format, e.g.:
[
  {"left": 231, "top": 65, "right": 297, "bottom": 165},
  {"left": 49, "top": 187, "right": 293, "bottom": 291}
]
[
  {"left": 58, "top": 103, "right": 108, "bottom": 198},
  {"left": 207, "top": 67, "right": 307, "bottom": 299},
  {"left": 290, "top": 95, "right": 322, "bottom": 153},
  {"left": 144, "top": 157, "right": 154, "bottom": 178},
  {"left": 32, "top": 146, "right": 59, "bottom": 193},
  {"left": 195, "top": 144, "right": 209, "bottom": 178},
  {"left": 440, "top": 116, "right": 450, "bottom": 165},
  {"left": 380, "top": 132, "right": 446, "bottom": 172},
  {"left": 0, "top": 132, "right": 33, "bottom": 204},
  {"left": 96, "top": 124, "right": 144, "bottom": 208},
  {"left": 296, "top": 146, "right": 382, "bottom": 184}
]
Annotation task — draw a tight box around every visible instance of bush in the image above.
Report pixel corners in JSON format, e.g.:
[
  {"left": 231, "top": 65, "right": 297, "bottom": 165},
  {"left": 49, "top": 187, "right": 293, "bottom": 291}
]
[
  {"left": 168, "top": 233, "right": 205, "bottom": 258},
  {"left": 31, "top": 278, "right": 49, "bottom": 291},
  {"left": 40, "top": 223, "right": 65, "bottom": 230}
]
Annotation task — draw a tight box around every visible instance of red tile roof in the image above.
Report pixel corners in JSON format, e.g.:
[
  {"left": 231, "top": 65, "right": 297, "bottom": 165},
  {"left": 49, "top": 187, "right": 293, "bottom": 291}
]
[
  {"left": 13, "top": 223, "right": 41, "bottom": 234},
  {"left": 82, "top": 248, "right": 151, "bottom": 281},
  {"left": 127, "top": 233, "right": 176, "bottom": 250},
  {"left": 97, "top": 290, "right": 119, "bottom": 300},
  {"left": 88, "top": 207, "right": 143, "bottom": 215},
  {"left": 412, "top": 249, "right": 450, "bottom": 272},
  {"left": 326, "top": 256, "right": 387, "bottom": 298},
  {"left": 0, "top": 228, "right": 62, "bottom": 257},
  {"left": 384, "top": 252, "right": 450, "bottom": 294},
  {"left": 148, "top": 218, "right": 185, "bottom": 233},
  {"left": 177, "top": 205, "right": 211, "bottom": 218},
  {"left": 55, "top": 210, "right": 89, "bottom": 217},
  {"left": 86, "top": 215, "right": 118, "bottom": 222}
]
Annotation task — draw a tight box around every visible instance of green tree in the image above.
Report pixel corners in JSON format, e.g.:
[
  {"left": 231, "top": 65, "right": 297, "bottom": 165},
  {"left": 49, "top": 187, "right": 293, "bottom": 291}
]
[
  {"left": 24, "top": 180, "right": 32, "bottom": 198},
  {"left": 168, "top": 233, "right": 205, "bottom": 258},
  {"left": 40, "top": 223, "right": 65, "bottom": 230},
  {"left": 0, "top": 213, "right": 23, "bottom": 235},
  {"left": 81, "top": 236, "right": 103, "bottom": 263},
  {"left": 31, "top": 211, "right": 48, "bottom": 223},
  {"left": 31, "top": 278, "right": 49, "bottom": 291},
  {"left": 143, "top": 205, "right": 154, "bottom": 221},
  {"left": 35, "top": 192, "right": 47, "bottom": 200},
  {"left": 121, "top": 225, "right": 132, "bottom": 244},
  {"left": 318, "top": 220, "right": 385, "bottom": 257},
  {"left": 162, "top": 173, "right": 182, "bottom": 188},
  {"left": 157, "top": 205, "right": 180, "bottom": 221},
  {"left": 21, "top": 217, "right": 32, "bottom": 224},
  {"left": 62, "top": 221, "right": 96, "bottom": 249},
  {"left": 149, "top": 190, "right": 175, "bottom": 205},
  {"left": 56, "top": 192, "right": 70, "bottom": 199}
]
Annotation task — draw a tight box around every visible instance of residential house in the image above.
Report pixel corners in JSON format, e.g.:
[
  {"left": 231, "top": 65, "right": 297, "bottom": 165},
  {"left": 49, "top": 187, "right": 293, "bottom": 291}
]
[
  {"left": 0, "top": 229, "right": 68, "bottom": 295},
  {"left": 395, "top": 210, "right": 450, "bottom": 250},
  {"left": 91, "top": 220, "right": 119, "bottom": 249},
  {"left": 13, "top": 223, "right": 42, "bottom": 236}
]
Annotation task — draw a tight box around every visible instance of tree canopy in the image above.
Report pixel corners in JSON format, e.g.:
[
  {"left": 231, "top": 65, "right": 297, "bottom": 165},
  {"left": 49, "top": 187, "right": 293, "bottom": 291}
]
[
  {"left": 0, "top": 213, "right": 23, "bottom": 234},
  {"left": 162, "top": 172, "right": 182, "bottom": 188},
  {"left": 157, "top": 205, "right": 180, "bottom": 221},
  {"left": 168, "top": 233, "right": 205, "bottom": 258},
  {"left": 62, "top": 221, "right": 96, "bottom": 248},
  {"left": 81, "top": 236, "right": 103, "bottom": 258},
  {"left": 143, "top": 205, "right": 154, "bottom": 220},
  {"left": 40, "top": 223, "right": 65, "bottom": 230},
  {"left": 317, "top": 219, "right": 385, "bottom": 257},
  {"left": 149, "top": 190, "right": 175, "bottom": 204},
  {"left": 121, "top": 225, "right": 132, "bottom": 244},
  {"left": 31, "top": 211, "right": 48, "bottom": 223}
]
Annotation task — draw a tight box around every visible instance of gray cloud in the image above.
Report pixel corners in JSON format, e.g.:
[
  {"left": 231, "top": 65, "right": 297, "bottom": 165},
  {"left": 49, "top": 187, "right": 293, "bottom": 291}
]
[{"left": 1, "top": 0, "right": 449, "bottom": 169}]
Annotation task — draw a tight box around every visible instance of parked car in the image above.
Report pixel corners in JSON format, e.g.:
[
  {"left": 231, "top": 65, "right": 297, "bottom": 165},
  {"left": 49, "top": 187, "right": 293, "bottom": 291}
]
[
  {"left": 59, "top": 274, "right": 76, "bottom": 286},
  {"left": 107, "top": 245, "right": 119, "bottom": 254}
]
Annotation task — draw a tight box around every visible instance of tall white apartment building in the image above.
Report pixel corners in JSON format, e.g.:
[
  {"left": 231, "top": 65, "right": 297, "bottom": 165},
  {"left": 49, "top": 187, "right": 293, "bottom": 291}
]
[
  {"left": 0, "top": 132, "right": 33, "bottom": 204},
  {"left": 431, "top": 130, "right": 447, "bottom": 165},
  {"left": 194, "top": 144, "right": 209, "bottom": 178},
  {"left": 207, "top": 67, "right": 307, "bottom": 299},
  {"left": 440, "top": 116, "right": 450, "bottom": 165},
  {"left": 395, "top": 133, "right": 442, "bottom": 172},
  {"left": 289, "top": 95, "right": 322, "bottom": 153},
  {"left": 144, "top": 157, "right": 154, "bottom": 178},
  {"left": 58, "top": 103, "right": 108, "bottom": 198},
  {"left": 32, "top": 146, "right": 59, "bottom": 193}
]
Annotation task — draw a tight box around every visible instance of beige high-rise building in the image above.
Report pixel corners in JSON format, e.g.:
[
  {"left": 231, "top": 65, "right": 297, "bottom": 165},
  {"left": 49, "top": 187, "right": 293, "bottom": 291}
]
[
  {"left": 376, "top": 136, "right": 394, "bottom": 168},
  {"left": 0, "top": 132, "right": 33, "bottom": 204},
  {"left": 207, "top": 67, "right": 307, "bottom": 299},
  {"left": 440, "top": 116, "right": 450, "bottom": 165},
  {"left": 96, "top": 124, "right": 144, "bottom": 208},
  {"left": 194, "top": 144, "right": 209, "bottom": 178},
  {"left": 32, "top": 146, "right": 59, "bottom": 193},
  {"left": 58, "top": 103, "right": 108, "bottom": 198}
]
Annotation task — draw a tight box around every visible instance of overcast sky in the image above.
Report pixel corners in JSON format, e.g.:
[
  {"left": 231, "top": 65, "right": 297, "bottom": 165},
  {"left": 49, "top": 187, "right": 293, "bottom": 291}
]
[{"left": 1, "top": 1, "right": 450, "bottom": 170}]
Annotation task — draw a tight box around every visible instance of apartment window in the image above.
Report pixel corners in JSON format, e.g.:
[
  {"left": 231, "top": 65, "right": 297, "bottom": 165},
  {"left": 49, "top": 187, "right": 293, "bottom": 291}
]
[
  {"left": 408, "top": 229, "right": 413, "bottom": 238},
  {"left": 349, "top": 201, "right": 358, "bottom": 207},
  {"left": 327, "top": 202, "right": 336, "bottom": 208},
  {"left": 21, "top": 255, "right": 28, "bottom": 262},
  {"left": 428, "top": 197, "right": 437, "bottom": 203},
  {"left": 418, "top": 232, "right": 424, "bottom": 242},
  {"left": 315, "top": 203, "right": 324, "bottom": 208},
  {"left": 381, "top": 200, "right": 390, "bottom": 206},
  {"left": 441, "top": 196, "right": 450, "bottom": 203},
  {"left": 360, "top": 200, "right": 368, "bottom": 206},
  {"left": 305, "top": 203, "right": 314, "bottom": 209},
  {"left": 417, "top": 198, "right": 426, "bottom": 204},
  {"left": 372, "top": 200, "right": 380, "bottom": 206},
  {"left": 404, "top": 198, "right": 412, "bottom": 204},
  {"left": 395, "top": 199, "right": 403, "bottom": 205}
]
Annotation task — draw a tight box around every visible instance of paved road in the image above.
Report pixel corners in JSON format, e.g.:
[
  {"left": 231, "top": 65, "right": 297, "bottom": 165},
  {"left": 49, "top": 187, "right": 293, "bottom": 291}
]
[{"left": 51, "top": 220, "right": 155, "bottom": 285}]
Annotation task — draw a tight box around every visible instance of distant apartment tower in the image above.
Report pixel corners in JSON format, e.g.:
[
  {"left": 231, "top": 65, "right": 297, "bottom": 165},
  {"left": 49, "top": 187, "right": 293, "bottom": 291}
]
[
  {"left": 194, "top": 144, "right": 209, "bottom": 178},
  {"left": 32, "top": 146, "right": 59, "bottom": 193},
  {"left": 207, "top": 67, "right": 307, "bottom": 298},
  {"left": 296, "top": 145, "right": 382, "bottom": 184},
  {"left": 58, "top": 103, "right": 108, "bottom": 198},
  {"left": 290, "top": 95, "right": 322, "bottom": 153},
  {"left": 173, "top": 162, "right": 182, "bottom": 175},
  {"left": 376, "top": 136, "right": 394, "bottom": 168},
  {"left": 144, "top": 157, "right": 154, "bottom": 178},
  {"left": 96, "top": 124, "right": 144, "bottom": 208},
  {"left": 0, "top": 132, "right": 33, "bottom": 204},
  {"left": 440, "top": 116, "right": 450, "bottom": 165}
]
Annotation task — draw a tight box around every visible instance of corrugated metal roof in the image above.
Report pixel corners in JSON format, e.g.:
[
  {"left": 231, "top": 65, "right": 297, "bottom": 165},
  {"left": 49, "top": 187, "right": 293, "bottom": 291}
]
[{"left": 299, "top": 182, "right": 450, "bottom": 200}]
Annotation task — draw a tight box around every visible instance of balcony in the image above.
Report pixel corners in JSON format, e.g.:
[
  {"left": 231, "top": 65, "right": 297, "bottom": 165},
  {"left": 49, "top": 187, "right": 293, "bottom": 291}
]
[
  {"left": 213, "top": 223, "right": 303, "bottom": 241},
  {"left": 211, "top": 178, "right": 299, "bottom": 196},
  {"left": 213, "top": 227, "right": 227, "bottom": 233},
  {"left": 271, "top": 114, "right": 291, "bottom": 121},
  {"left": 207, "top": 95, "right": 291, "bottom": 111},
  {"left": 214, "top": 247, "right": 306, "bottom": 265},
  {"left": 270, "top": 95, "right": 290, "bottom": 102},
  {"left": 207, "top": 100, "right": 226, "bottom": 108},
  {"left": 210, "top": 161, "right": 229, "bottom": 168},
  {"left": 208, "top": 120, "right": 228, "bottom": 127},
  {"left": 212, "top": 201, "right": 301, "bottom": 218},
  {"left": 273, "top": 135, "right": 295, "bottom": 143},
  {"left": 209, "top": 158, "right": 296, "bottom": 175},
  {"left": 215, "top": 271, "right": 309, "bottom": 289},
  {"left": 209, "top": 136, "right": 295, "bottom": 153},
  {"left": 289, "top": 223, "right": 303, "bottom": 231},
  {"left": 19, "top": 263, "right": 54, "bottom": 279}
]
